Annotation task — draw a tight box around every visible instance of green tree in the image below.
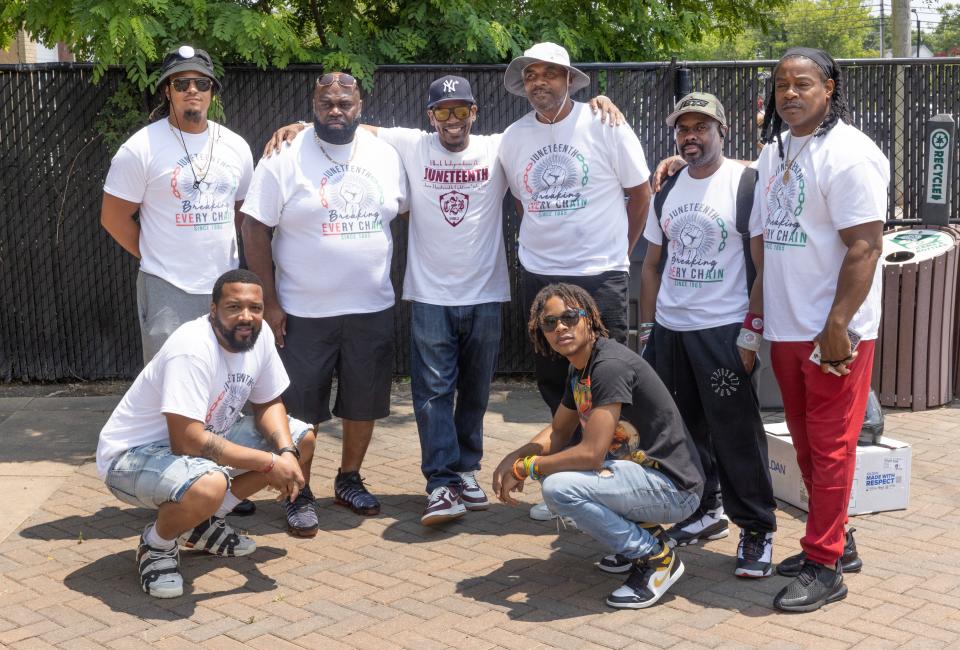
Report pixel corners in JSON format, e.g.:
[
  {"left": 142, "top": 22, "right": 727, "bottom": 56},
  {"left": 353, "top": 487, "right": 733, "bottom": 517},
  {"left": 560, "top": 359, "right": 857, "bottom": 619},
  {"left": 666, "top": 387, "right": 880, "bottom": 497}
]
[{"left": 927, "top": 3, "right": 960, "bottom": 56}]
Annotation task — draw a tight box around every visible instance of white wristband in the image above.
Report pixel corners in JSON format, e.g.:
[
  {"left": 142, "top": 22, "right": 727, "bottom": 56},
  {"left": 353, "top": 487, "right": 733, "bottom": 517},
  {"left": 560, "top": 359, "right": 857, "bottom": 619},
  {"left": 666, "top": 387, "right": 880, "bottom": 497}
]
[{"left": 736, "top": 328, "right": 761, "bottom": 352}]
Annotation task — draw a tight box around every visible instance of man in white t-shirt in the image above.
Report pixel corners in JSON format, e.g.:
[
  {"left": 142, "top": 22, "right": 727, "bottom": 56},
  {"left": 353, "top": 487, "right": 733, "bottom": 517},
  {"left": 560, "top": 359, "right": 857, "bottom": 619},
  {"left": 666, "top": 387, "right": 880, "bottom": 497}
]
[
  {"left": 100, "top": 45, "right": 254, "bottom": 364},
  {"left": 97, "top": 269, "right": 318, "bottom": 599},
  {"left": 242, "top": 72, "right": 409, "bottom": 518},
  {"left": 498, "top": 42, "right": 652, "bottom": 420},
  {"left": 755, "top": 48, "right": 887, "bottom": 613},
  {"left": 638, "top": 93, "right": 778, "bottom": 579}
]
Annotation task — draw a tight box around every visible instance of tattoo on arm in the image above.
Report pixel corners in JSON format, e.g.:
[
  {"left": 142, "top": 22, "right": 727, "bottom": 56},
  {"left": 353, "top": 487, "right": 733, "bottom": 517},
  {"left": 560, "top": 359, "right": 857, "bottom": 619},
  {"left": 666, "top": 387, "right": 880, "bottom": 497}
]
[{"left": 201, "top": 432, "right": 226, "bottom": 464}]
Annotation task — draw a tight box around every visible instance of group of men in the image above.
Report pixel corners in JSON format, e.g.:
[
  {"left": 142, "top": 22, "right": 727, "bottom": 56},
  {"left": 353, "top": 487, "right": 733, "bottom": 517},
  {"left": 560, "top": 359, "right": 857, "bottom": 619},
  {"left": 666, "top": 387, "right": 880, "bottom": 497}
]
[{"left": 96, "top": 41, "right": 887, "bottom": 616}]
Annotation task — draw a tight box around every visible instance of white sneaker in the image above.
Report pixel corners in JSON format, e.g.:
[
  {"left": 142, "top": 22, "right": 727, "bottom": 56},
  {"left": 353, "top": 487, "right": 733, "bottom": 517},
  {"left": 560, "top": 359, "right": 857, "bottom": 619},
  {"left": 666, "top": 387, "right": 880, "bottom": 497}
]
[
  {"left": 137, "top": 526, "right": 183, "bottom": 598},
  {"left": 421, "top": 485, "right": 467, "bottom": 526},
  {"left": 664, "top": 507, "right": 729, "bottom": 548},
  {"left": 457, "top": 471, "right": 490, "bottom": 510},
  {"left": 735, "top": 530, "right": 774, "bottom": 578},
  {"left": 529, "top": 501, "right": 577, "bottom": 528},
  {"left": 178, "top": 517, "right": 256, "bottom": 557}
]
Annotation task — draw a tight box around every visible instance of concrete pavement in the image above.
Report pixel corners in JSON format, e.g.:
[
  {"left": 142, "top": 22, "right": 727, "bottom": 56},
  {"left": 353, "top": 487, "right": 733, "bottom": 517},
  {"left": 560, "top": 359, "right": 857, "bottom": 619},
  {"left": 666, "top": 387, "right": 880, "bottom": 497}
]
[{"left": 0, "top": 384, "right": 959, "bottom": 648}]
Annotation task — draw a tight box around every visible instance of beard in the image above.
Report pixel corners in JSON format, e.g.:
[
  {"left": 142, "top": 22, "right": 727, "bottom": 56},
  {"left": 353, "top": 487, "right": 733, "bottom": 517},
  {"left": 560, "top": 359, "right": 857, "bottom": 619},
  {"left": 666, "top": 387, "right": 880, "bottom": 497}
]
[
  {"left": 211, "top": 315, "right": 261, "bottom": 352},
  {"left": 183, "top": 108, "right": 204, "bottom": 123},
  {"left": 314, "top": 115, "right": 360, "bottom": 145}
]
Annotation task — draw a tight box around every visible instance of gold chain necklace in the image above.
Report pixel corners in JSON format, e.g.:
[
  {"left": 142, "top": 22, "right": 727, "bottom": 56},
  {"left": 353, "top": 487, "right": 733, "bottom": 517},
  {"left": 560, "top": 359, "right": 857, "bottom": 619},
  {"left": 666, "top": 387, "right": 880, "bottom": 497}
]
[
  {"left": 782, "top": 133, "right": 813, "bottom": 183},
  {"left": 314, "top": 131, "right": 357, "bottom": 166}
]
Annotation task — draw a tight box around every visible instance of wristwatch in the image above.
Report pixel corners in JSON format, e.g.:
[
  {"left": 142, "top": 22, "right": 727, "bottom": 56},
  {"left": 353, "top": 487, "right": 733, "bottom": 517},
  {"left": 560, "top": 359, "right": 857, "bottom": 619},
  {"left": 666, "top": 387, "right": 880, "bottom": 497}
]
[{"left": 278, "top": 445, "right": 301, "bottom": 460}]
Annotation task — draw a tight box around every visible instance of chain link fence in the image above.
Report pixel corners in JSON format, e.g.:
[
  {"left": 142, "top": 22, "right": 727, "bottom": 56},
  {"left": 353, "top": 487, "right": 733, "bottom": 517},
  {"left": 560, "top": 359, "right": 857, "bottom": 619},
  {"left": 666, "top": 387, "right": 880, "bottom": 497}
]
[{"left": 2, "top": 58, "right": 959, "bottom": 381}]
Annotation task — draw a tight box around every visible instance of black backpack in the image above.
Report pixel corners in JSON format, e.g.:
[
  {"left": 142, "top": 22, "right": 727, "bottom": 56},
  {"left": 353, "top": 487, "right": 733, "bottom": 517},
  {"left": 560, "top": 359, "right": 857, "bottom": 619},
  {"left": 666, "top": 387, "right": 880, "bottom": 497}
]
[{"left": 653, "top": 166, "right": 759, "bottom": 294}]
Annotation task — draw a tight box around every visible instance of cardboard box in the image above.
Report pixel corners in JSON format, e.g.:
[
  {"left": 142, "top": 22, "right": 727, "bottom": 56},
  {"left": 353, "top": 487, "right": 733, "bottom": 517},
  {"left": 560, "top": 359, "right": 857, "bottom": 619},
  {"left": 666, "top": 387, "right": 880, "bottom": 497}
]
[{"left": 765, "top": 422, "right": 911, "bottom": 515}]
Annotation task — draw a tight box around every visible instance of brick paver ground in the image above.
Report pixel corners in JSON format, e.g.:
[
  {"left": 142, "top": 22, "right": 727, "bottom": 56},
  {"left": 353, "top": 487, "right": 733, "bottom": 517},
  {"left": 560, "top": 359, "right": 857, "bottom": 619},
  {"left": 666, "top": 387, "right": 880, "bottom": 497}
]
[{"left": 0, "top": 383, "right": 958, "bottom": 649}]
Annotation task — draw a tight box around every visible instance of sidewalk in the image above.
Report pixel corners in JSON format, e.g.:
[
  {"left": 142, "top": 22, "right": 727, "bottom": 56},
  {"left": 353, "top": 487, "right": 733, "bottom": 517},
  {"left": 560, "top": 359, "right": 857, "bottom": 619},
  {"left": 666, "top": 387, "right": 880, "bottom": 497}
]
[{"left": 0, "top": 385, "right": 958, "bottom": 649}]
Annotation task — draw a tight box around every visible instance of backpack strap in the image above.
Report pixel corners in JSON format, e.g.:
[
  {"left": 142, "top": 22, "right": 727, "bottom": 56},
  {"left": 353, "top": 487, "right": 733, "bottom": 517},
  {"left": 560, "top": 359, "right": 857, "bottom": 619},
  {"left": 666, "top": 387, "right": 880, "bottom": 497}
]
[
  {"left": 653, "top": 171, "right": 682, "bottom": 276},
  {"left": 735, "top": 167, "right": 759, "bottom": 293}
]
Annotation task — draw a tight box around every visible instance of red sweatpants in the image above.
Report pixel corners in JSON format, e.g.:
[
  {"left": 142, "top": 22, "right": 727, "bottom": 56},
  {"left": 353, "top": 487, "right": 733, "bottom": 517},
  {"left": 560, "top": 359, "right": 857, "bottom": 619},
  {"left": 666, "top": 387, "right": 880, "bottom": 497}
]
[{"left": 770, "top": 340, "right": 875, "bottom": 566}]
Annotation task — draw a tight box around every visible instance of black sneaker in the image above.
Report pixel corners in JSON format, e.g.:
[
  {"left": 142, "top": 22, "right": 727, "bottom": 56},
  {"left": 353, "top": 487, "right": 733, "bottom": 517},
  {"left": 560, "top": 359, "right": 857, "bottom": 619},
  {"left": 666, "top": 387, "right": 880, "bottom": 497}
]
[
  {"left": 231, "top": 498, "right": 256, "bottom": 516},
  {"left": 334, "top": 469, "right": 381, "bottom": 516},
  {"left": 664, "top": 508, "right": 729, "bottom": 548},
  {"left": 598, "top": 524, "right": 665, "bottom": 574},
  {"left": 773, "top": 560, "right": 847, "bottom": 612},
  {"left": 777, "top": 528, "right": 862, "bottom": 577},
  {"left": 735, "top": 530, "right": 773, "bottom": 578},
  {"left": 606, "top": 543, "right": 684, "bottom": 609},
  {"left": 178, "top": 516, "right": 256, "bottom": 556},
  {"left": 285, "top": 485, "right": 319, "bottom": 537}
]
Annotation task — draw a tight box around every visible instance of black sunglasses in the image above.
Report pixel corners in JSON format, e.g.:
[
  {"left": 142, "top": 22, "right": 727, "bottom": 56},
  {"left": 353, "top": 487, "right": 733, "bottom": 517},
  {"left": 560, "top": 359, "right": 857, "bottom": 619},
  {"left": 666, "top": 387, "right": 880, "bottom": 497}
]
[
  {"left": 171, "top": 77, "right": 213, "bottom": 93},
  {"left": 540, "top": 308, "right": 587, "bottom": 332},
  {"left": 317, "top": 72, "right": 357, "bottom": 88},
  {"left": 431, "top": 106, "right": 471, "bottom": 122}
]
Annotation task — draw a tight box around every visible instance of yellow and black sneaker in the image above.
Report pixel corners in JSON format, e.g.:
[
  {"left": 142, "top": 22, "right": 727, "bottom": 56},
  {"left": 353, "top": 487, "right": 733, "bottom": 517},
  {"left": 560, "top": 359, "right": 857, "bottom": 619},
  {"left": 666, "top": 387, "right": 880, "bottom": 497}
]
[
  {"left": 597, "top": 524, "right": 665, "bottom": 574},
  {"left": 606, "top": 542, "right": 684, "bottom": 609}
]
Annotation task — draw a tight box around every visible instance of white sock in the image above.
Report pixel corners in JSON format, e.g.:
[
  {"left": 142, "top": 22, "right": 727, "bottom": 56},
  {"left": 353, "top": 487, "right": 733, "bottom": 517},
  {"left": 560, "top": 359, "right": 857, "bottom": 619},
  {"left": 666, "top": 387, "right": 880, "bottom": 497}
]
[
  {"left": 144, "top": 522, "right": 176, "bottom": 549},
  {"left": 214, "top": 491, "right": 242, "bottom": 518}
]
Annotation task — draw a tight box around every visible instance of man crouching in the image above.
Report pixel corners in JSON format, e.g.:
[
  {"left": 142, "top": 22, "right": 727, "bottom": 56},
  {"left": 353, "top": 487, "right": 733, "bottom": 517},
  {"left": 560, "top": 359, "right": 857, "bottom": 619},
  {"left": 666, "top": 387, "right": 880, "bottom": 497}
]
[
  {"left": 96, "top": 269, "right": 318, "bottom": 598},
  {"left": 492, "top": 283, "right": 704, "bottom": 608}
]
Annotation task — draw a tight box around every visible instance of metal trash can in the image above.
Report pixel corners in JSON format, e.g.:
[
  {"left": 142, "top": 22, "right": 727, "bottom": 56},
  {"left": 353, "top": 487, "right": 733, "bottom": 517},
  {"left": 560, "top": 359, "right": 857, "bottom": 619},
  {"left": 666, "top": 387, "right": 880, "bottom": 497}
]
[{"left": 875, "top": 227, "right": 960, "bottom": 410}]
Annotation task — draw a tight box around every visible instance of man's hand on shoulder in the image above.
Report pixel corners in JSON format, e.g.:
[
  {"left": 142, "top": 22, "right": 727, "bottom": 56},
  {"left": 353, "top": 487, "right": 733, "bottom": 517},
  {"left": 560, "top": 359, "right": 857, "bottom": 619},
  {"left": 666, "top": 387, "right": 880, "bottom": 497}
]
[
  {"left": 588, "top": 95, "right": 625, "bottom": 127},
  {"left": 262, "top": 122, "right": 306, "bottom": 159}
]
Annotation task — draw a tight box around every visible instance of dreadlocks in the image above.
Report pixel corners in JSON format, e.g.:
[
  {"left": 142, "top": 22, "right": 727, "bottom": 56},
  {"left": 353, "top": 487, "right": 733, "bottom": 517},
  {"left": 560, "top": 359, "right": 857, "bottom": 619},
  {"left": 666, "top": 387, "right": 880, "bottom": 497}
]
[
  {"left": 760, "top": 47, "right": 852, "bottom": 159},
  {"left": 527, "top": 283, "right": 609, "bottom": 358},
  {"left": 148, "top": 83, "right": 172, "bottom": 123}
]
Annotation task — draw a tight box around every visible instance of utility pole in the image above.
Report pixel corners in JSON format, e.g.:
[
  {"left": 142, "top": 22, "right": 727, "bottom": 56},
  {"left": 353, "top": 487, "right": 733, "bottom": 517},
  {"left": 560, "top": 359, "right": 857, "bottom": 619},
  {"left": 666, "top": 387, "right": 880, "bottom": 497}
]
[
  {"left": 879, "top": 0, "right": 885, "bottom": 57},
  {"left": 892, "top": 0, "right": 912, "bottom": 58},
  {"left": 912, "top": 9, "right": 921, "bottom": 57}
]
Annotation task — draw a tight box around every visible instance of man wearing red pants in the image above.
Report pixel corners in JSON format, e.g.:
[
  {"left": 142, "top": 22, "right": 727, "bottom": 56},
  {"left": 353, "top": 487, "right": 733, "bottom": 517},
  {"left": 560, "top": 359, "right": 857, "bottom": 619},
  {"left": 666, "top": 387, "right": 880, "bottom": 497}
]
[{"left": 755, "top": 47, "right": 888, "bottom": 612}]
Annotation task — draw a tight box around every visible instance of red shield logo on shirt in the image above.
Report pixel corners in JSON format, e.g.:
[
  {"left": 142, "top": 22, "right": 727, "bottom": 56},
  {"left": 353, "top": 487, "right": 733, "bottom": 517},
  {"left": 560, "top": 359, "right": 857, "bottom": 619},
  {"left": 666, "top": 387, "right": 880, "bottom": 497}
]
[{"left": 439, "top": 190, "right": 469, "bottom": 227}]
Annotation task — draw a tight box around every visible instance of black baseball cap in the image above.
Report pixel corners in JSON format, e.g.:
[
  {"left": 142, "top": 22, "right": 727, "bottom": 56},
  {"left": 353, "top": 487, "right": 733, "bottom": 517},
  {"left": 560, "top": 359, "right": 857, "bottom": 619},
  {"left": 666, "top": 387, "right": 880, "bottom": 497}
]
[
  {"left": 427, "top": 75, "right": 475, "bottom": 108},
  {"left": 157, "top": 45, "right": 221, "bottom": 91}
]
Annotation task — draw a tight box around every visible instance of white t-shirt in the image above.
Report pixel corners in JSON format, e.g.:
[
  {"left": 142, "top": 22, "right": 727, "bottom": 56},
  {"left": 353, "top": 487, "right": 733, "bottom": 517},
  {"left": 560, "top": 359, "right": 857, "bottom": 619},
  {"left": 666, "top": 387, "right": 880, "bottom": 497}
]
[
  {"left": 757, "top": 121, "right": 889, "bottom": 341},
  {"left": 643, "top": 159, "right": 762, "bottom": 331},
  {"left": 103, "top": 120, "right": 254, "bottom": 294},
  {"left": 499, "top": 102, "right": 651, "bottom": 276},
  {"left": 377, "top": 128, "right": 510, "bottom": 305},
  {"left": 96, "top": 316, "right": 289, "bottom": 478},
  {"left": 241, "top": 127, "right": 409, "bottom": 317}
]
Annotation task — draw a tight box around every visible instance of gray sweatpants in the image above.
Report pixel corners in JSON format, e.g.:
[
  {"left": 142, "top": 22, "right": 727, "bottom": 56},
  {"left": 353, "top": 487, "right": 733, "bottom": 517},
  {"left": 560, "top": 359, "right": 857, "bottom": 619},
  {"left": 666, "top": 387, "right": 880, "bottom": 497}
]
[{"left": 136, "top": 271, "right": 211, "bottom": 364}]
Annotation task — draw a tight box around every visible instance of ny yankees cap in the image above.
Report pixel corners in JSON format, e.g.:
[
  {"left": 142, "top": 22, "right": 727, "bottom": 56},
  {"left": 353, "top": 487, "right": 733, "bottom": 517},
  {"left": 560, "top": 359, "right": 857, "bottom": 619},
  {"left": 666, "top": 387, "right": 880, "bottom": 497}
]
[
  {"left": 666, "top": 92, "right": 727, "bottom": 128},
  {"left": 158, "top": 45, "right": 221, "bottom": 91},
  {"left": 427, "top": 75, "right": 476, "bottom": 108}
]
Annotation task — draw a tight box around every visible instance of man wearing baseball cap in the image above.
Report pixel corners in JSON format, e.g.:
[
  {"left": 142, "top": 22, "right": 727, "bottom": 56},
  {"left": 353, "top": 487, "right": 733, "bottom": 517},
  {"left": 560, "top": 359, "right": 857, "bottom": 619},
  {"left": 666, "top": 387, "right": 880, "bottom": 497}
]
[
  {"left": 497, "top": 41, "right": 652, "bottom": 521},
  {"left": 261, "top": 74, "right": 623, "bottom": 526},
  {"left": 636, "top": 92, "right": 777, "bottom": 578}
]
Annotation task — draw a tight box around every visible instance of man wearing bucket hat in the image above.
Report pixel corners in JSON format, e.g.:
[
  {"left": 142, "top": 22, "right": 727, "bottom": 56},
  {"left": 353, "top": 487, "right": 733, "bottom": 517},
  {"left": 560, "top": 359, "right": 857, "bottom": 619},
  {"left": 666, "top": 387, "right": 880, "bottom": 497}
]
[
  {"left": 101, "top": 45, "right": 255, "bottom": 365},
  {"left": 498, "top": 42, "right": 652, "bottom": 521},
  {"left": 260, "top": 75, "right": 624, "bottom": 526},
  {"left": 635, "top": 92, "right": 778, "bottom": 579}
]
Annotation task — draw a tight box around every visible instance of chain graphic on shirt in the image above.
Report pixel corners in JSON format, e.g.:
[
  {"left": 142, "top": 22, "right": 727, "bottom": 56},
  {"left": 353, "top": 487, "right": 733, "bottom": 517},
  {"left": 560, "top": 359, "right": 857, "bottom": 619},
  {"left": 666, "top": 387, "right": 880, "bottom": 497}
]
[
  {"left": 318, "top": 163, "right": 386, "bottom": 239},
  {"left": 763, "top": 161, "right": 808, "bottom": 251},
  {"left": 522, "top": 144, "right": 589, "bottom": 217},
  {"left": 170, "top": 153, "right": 239, "bottom": 231},
  {"left": 204, "top": 372, "right": 254, "bottom": 435},
  {"left": 662, "top": 202, "right": 728, "bottom": 288}
]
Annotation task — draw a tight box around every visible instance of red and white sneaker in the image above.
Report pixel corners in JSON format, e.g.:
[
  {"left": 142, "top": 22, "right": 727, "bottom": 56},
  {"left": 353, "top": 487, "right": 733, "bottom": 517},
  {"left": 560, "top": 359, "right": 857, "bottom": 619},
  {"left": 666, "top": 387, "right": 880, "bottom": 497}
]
[
  {"left": 457, "top": 471, "right": 490, "bottom": 510},
  {"left": 421, "top": 485, "right": 467, "bottom": 526}
]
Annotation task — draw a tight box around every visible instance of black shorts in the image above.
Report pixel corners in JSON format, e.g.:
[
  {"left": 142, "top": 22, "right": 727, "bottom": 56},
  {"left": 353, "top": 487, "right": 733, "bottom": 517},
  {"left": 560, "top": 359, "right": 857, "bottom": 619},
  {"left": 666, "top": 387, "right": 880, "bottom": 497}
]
[{"left": 279, "top": 308, "right": 395, "bottom": 425}]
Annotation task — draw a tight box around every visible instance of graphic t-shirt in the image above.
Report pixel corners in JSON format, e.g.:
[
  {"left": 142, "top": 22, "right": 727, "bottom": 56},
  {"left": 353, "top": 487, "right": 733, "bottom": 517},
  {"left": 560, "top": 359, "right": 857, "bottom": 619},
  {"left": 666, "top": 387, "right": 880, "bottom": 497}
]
[
  {"left": 103, "top": 120, "right": 254, "bottom": 294},
  {"left": 560, "top": 337, "right": 704, "bottom": 494},
  {"left": 499, "top": 102, "right": 651, "bottom": 276},
  {"left": 96, "top": 316, "right": 289, "bottom": 478},
  {"left": 378, "top": 128, "right": 510, "bottom": 305},
  {"left": 756, "top": 122, "right": 889, "bottom": 341},
  {"left": 241, "top": 127, "right": 409, "bottom": 317},
  {"left": 643, "top": 159, "right": 763, "bottom": 331}
]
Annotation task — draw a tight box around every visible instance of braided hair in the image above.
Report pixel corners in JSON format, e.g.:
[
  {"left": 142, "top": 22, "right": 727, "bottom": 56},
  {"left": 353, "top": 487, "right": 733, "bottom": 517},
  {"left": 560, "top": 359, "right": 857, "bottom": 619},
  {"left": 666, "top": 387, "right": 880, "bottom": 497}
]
[
  {"left": 760, "top": 48, "right": 852, "bottom": 158},
  {"left": 527, "top": 283, "right": 608, "bottom": 358}
]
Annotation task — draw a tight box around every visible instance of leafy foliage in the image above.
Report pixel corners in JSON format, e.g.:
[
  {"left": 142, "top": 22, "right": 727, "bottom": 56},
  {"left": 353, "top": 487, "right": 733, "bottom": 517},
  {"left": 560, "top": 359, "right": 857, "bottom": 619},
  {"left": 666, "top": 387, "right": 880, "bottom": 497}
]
[{"left": 927, "top": 3, "right": 960, "bottom": 56}]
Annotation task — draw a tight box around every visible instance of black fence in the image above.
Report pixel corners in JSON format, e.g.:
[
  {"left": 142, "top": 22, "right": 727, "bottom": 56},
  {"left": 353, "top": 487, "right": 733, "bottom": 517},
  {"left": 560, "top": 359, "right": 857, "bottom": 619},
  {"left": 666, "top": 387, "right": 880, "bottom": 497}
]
[{"left": 2, "top": 58, "right": 959, "bottom": 381}]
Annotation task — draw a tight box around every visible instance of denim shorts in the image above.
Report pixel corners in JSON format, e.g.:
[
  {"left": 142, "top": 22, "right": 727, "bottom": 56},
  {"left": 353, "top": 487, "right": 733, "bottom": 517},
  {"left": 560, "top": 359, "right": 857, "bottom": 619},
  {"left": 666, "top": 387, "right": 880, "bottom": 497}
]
[{"left": 105, "top": 415, "right": 312, "bottom": 509}]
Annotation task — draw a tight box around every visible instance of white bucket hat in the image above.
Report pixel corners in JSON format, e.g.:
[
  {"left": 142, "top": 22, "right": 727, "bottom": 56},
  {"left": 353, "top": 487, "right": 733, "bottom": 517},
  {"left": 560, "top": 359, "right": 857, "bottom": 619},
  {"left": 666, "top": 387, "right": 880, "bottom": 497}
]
[{"left": 503, "top": 42, "right": 590, "bottom": 97}]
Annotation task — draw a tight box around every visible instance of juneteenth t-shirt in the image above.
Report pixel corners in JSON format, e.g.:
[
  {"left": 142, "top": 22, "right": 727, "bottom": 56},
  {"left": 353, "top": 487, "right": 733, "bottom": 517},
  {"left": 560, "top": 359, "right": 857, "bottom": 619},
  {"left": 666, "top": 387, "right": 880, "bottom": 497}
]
[
  {"left": 378, "top": 127, "right": 510, "bottom": 306},
  {"left": 241, "top": 127, "right": 409, "bottom": 318},
  {"left": 104, "top": 120, "right": 254, "bottom": 294},
  {"left": 499, "top": 102, "right": 651, "bottom": 276}
]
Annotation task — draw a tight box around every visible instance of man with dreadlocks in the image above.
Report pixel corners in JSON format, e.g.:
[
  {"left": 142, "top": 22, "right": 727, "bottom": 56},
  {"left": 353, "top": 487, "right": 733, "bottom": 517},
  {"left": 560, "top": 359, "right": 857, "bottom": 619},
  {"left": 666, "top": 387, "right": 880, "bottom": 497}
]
[
  {"left": 756, "top": 47, "right": 888, "bottom": 612},
  {"left": 492, "top": 283, "right": 704, "bottom": 609}
]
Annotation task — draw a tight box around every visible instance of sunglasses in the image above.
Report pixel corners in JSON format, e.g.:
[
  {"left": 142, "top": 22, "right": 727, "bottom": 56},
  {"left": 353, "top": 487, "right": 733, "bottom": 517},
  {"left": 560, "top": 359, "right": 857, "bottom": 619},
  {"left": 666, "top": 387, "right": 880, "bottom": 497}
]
[
  {"left": 317, "top": 72, "right": 357, "bottom": 88},
  {"left": 540, "top": 309, "right": 587, "bottom": 333},
  {"left": 431, "top": 106, "right": 471, "bottom": 122},
  {"left": 171, "top": 77, "right": 213, "bottom": 93}
]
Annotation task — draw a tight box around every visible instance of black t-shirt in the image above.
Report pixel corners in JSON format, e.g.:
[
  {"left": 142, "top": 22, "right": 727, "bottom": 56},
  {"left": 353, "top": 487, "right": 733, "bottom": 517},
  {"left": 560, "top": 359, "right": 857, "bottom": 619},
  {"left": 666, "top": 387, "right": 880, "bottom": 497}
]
[{"left": 560, "top": 337, "right": 705, "bottom": 494}]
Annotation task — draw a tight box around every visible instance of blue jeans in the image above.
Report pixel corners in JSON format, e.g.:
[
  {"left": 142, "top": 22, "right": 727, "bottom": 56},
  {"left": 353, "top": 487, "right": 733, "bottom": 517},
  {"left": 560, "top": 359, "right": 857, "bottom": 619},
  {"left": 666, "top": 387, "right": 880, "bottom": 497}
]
[
  {"left": 410, "top": 301, "right": 502, "bottom": 492},
  {"left": 541, "top": 460, "right": 700, "bottom": 559}
]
